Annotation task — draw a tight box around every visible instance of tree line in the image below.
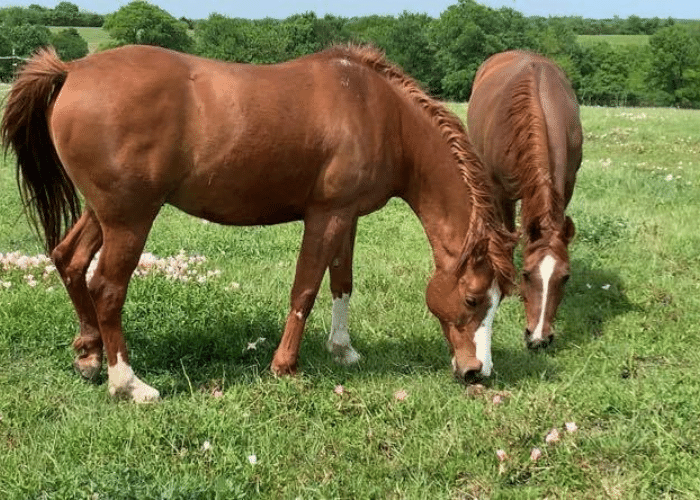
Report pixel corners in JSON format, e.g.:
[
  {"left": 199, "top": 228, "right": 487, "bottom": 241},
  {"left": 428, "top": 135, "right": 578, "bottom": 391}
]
[{"left": 2, "top": 0, "right": 700, "bottom": 108}]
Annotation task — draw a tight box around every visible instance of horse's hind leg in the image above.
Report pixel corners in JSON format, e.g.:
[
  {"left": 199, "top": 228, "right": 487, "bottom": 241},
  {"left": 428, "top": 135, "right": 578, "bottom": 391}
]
[
  {"left": 51, "top": 209, "right": 104, "bottom": 380},
  {"left": 90, "top": 222, "right": 160, "bottom": 402},
  {"left": 326, "top": 219, "right": 361, "bottom": 365},
  {"left": 271, "top": 210, "right": 355, "bottom": 375}
]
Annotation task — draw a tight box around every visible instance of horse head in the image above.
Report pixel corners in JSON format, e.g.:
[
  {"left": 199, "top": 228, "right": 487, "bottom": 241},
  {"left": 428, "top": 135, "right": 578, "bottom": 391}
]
[
  {"left": 425, "top": 238, "right": 504, "bottom": 383},
  {"left": 521, "top": 215, "right": 575, "bottom": 349}
]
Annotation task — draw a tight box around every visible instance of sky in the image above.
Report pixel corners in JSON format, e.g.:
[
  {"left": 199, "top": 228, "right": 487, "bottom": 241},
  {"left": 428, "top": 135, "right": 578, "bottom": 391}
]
[{"left": 4, "top": 0, "right": 698, "bottom": 21}]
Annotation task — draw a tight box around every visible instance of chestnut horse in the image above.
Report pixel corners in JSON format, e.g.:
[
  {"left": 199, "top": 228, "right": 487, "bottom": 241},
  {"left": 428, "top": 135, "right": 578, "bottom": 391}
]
[
  {"left": 467, "top": 50, "right": 582, "bottom": 349},
  {"left": 2, "top": 45, "right": 515, "bottom": 402}
]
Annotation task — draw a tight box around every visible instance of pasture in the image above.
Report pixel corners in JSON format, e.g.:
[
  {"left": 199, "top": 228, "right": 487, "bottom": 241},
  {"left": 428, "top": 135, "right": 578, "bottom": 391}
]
[
  {"left": 1, "top": 101, "right": 699, "bottom": 498},
  {"left": 48, "top": 27, "right": 113, "bottom": 53},
  {"left": 577, "top": 34, "right": 650, "bottom": 47}
]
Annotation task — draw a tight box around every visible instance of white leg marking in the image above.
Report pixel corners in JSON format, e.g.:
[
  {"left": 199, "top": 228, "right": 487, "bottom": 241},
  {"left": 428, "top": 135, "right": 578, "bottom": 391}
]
[
  {"left": 531, "top": 254, "right": 556, "bottom": 341},
  {"left": 107, "top": 352, "right": 160, "bottom": 403},
  {"left": 326, "top": 293, "right": 361, "bottom": 365},
  {"left": 474, "top": 281, "right": 501, "bottom": 377}
]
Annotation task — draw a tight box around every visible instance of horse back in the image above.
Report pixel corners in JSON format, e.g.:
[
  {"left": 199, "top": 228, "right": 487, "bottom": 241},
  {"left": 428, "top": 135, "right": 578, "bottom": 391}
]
[
  {"left": 468, "top": 50, "right": 582, "bottom": 205},
  {"left": 49, "top": 45, "right": 406, "bottom": 226}
]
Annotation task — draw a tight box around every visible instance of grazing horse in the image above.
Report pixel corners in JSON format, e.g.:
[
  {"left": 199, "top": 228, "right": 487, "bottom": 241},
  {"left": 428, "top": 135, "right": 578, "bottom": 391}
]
[
  {"left": 467, "top": 50, "right": 582, "bottom": 349},
  {"left": 2, "top": 45, "right": 515, "bottom": 402}
]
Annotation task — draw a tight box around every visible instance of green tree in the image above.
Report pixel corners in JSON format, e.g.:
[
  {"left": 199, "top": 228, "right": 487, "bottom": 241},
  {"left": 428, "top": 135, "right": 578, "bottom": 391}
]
[
  {"left": 577, "top": 42, "right": 632, "bottom": 105},
  {"left": 430, "top": 0, "right": 535, "bottom": 100},
  {"left": 647, "top": 24, "right": 700, "bottom": 107},
  {"left": 103, "top": 1, "right": 193, "bottom": 52},
  {"left": 50, "top": 1, "right": 80, "bottom": 26},
  {"left": 383, "top": 12, "right": 441, "bottom": 94},
  {"left": 8, "top": 23, "right": 51, "bottom": 56},
  {"left": 51, "top": 27, "right": 88, "bottom": 60},
  {"left": 281, "top": 12, "right": 322, "bottom": 58},
  {"left": 0, "top": 30, "right": 14, "bottom": 81}
]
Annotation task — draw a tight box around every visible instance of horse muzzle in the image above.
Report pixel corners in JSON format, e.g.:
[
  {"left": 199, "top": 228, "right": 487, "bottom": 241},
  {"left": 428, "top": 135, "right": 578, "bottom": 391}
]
[{"left": 524, "top": 328, "right": 554, "bottom": 350}]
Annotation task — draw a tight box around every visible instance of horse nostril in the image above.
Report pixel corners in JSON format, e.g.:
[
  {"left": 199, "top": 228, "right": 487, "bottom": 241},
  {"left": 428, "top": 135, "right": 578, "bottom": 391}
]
[
  {"left": 463, "top": 368, "right": 483, "bottom": 385},
  {"left": 526, "top": 333, "right": 554, "bottom": 351}
]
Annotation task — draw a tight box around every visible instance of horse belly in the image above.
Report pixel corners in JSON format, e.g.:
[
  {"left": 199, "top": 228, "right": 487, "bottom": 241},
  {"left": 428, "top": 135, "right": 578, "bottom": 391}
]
[{"left": 165, "top": 158, "right": 319, "bottom": 226}]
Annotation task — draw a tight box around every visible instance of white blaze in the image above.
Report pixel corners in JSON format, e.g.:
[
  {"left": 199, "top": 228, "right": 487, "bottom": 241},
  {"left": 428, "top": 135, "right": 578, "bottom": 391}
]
[
  {"left": 107, "top": 352, "right": 160, "bottom": 403},
  {"left": 326, "top": 293, "right": 361, "bottom": 365},
  {"left": 474, "top": 280, "right": 502, "bottom": 377},
  {"left": 531, "top": 254, "right": 556, "bottom": 341}
]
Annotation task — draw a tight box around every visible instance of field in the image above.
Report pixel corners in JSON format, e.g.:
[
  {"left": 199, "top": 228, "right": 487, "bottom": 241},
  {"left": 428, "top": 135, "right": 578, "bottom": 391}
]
[
  {"left": 576, "top": 34, "right": 649, "bottom": 47},
  {"left": 48, "top": 26, "right": 113, "bottom": 53},
  {"left": 1, "top": 100, "right": 700, "bottom": 499}
]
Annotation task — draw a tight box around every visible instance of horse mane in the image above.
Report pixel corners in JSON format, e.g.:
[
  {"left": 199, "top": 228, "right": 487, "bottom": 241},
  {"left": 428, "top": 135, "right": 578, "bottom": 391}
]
[
  {"left": 503, "top": 58, "right": 566, "bottom": 240},
  {"left": 321, "top": 44, "right": 516, "bottom": 289}
]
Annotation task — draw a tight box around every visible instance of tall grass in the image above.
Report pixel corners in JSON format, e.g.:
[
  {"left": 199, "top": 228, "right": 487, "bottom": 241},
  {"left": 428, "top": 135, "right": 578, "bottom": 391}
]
[{"left": 1, "top": 104, "right": 699, "bottom": 498}]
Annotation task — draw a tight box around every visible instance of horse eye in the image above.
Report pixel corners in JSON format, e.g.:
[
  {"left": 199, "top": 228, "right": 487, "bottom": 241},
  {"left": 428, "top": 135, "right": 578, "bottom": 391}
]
[
  {"left": 465, "top": 297, "right": 478, "bottom": 308},
  {"left": 522, "top": 271, "right": 531, "bottom": 283},
  {"left": 562, "top": 274, "right": 571, "bottom": 285}
]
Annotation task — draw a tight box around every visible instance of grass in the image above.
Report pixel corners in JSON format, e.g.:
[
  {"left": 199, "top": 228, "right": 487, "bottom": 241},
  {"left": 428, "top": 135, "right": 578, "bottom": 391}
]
[
  {"left": 48, "top": 27, "right": 113, "bottom": 53},
  {"left": 1, "top": 102, "right": 700, "bottom": 498},
  {"left": 577, "top": 34, "right": 650, "bottom": 47}
]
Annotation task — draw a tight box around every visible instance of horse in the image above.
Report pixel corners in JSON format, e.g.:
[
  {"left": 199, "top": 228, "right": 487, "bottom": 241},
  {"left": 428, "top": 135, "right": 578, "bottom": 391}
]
[
  {"left": 2, "top": 45, "right": 515, "bottom": 402},
  {"left": 467, "top": 50, "right": 583, "bottom": 349}
]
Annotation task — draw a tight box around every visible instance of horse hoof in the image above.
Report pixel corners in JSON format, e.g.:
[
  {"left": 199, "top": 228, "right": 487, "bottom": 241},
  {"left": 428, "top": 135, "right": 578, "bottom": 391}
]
[
  {"left": 327, "top": 341, "right": 361, "bottom": 365},
  {"left": 270, "top": 363, "right": 297, "bottom": 376},
  {"left": 74, "top": 354, "right": 103, "bottom": 380},
  {"left": 108, "top": 378, "right": 160, "bottom": 403}
]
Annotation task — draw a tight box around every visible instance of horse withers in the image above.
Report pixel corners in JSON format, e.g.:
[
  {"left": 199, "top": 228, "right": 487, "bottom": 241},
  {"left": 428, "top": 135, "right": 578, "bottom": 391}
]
[
  {"left": 2, "top": 45, "right": 515, "bottom": 401},
  {"left": 467, "top": 50, "right": 582, "bottom": 349}
]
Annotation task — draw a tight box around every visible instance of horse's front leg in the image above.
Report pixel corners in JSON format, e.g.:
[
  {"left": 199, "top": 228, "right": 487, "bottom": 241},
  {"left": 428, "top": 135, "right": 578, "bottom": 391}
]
[
  {"left": 90, "top": 222, "right": 160, "bottom": 402},
  {"left": 326, "top": 219, "right": 361, "bottom": 365},
  {"left": 51, "top": 209, "right": 104, "bottom": 380},
  {"left": 271, "top": 210, "right": 355, "bottom": 375}
]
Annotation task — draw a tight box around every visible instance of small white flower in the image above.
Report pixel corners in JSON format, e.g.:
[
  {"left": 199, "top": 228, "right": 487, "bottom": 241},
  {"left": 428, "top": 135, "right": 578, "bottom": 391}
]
[
  {"left": 496, "top": 449, "right": 508, "bottom": 462},
  {"left": 665, "top": 174, "right": 674, "bottom": 181},
  {"left": 201, "top": 440, "right": 212, "bottom": 452},
  {"left": 565, "top": 422, "right": 578, "bottom": 433},
  {"left": 530, "top": 447, "right": 542, "bottom": 461},
  {"left": 248, "top": 454, "right": 257, "bottom": 465},
  {"left": 394, "top": 389, "right": 408, "bottom": 401},
  {"left": 334, "top": 385, "right": 345, "bottom": 395},
  {"left": 244, "top": 337, "right": 266, "bottom": 352},
  {"left": 545, "top": 428, "right": 560, "bottom": 444},
  {"left": 601, "top": 284, "right": 611, "bottom": 290}
]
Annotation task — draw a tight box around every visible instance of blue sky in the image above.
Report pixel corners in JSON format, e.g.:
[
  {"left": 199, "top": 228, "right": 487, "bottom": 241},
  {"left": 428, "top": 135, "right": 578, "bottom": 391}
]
[{"left": 6, "top": 0, "right": 698, "bottom": 20}]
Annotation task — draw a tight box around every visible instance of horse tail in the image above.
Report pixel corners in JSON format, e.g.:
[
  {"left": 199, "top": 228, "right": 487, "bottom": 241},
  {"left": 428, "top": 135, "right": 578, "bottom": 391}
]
[{"left": 1, "top": 47, "right": 81, "bottom": 253}]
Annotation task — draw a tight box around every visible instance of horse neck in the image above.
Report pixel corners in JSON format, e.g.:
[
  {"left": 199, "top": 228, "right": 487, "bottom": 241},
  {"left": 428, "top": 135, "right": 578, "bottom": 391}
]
[{"left": 399, "top": 118, "right": 477, "bottom": 271}]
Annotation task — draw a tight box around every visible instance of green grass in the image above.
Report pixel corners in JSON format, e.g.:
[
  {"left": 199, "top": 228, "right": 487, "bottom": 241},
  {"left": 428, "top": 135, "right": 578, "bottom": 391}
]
[
  {"left": 577, "top": 34, "right": 650, "bottom": 47},
  {"left": 2, "top": 103, "right": 700, "bottom": 498},
  {"left": 48, "top": 26, "right": 113, "bottom": 53}
]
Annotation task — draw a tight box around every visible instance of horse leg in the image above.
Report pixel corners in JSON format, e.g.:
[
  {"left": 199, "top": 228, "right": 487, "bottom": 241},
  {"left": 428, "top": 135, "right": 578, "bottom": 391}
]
[
  {"left": 326, "top": 219, "right": 361, "bottom": 365},
  {"left": 50, "top": 209, "right": 104, "bottom": 380},
  {"left": 271, "top": 210, "right": 355, "bottom": 375},
  {"left": 89, "top": 222, "right": 160, "bottom": 402}
]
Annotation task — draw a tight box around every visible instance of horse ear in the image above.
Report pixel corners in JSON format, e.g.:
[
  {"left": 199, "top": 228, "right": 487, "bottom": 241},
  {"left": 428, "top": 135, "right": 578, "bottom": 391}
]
[
  {"left": 526, "top": 219, "right": 542, "bottom": 243},
  {"left": 563, "top": 216, "right": 576, "bottom": 244}
]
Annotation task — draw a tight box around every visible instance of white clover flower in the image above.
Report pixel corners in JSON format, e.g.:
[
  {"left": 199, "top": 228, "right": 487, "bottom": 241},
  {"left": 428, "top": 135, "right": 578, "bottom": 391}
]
[{"left": 545, "top": 428, "right": 560, "bottom": 444}]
